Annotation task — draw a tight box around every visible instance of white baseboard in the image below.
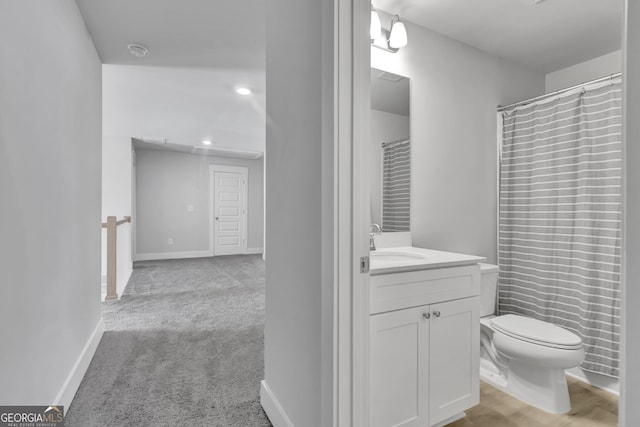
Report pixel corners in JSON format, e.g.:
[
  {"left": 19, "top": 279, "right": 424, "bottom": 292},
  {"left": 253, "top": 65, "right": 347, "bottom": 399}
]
[
  {"left": 134, "top": 250, "right": 213, "bottom": 261},
  {"left": 135, "top": 248, "right": 263, "bottom": 261},
  {"left": 566, "top": 367, "right": 619, "bottom": 395},
  {"left": 260, "top": 380, "right": 294, "bottom": 427},
  {"left": 54, "top": 318, "right": 105, "bottom": 410}
]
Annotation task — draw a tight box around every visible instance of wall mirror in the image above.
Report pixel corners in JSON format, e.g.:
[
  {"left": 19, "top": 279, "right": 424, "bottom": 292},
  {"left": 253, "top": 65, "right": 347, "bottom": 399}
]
[{"left": 370, "top": 67, "right": 410, "bottom": 232}]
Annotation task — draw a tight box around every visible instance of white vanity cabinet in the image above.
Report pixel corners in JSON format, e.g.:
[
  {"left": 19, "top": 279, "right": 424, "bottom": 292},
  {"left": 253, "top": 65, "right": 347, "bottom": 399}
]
[{"left": 369, "top": 264, "right": 480, "bottom": 427}]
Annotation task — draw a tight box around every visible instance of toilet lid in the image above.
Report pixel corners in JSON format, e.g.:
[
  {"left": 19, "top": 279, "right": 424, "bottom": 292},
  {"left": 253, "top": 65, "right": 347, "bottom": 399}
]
[{"left": 491, "top": 314, "right": 582, "bottom": 350}]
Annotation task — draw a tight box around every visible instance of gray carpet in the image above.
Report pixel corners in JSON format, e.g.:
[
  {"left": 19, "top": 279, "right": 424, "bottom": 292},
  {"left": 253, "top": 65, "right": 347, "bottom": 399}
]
[{"left": 66, "top": 255, "right": 272, "bottom": 426}]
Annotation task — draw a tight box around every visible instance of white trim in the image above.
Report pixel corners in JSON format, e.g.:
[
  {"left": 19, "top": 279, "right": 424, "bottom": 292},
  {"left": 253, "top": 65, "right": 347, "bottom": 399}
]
[
  {"left": 244, "top": 247, "right": 263, "bottom": 255},
  {"left": 210, "top": 164, "right": 249, "bottom": 256},
  {"left": 335, "top": 0, "right": 353, "bottom": 425},
  {"left": 497, "top": 112, "right": 503, "bottom": 268},
  {"left": 620, "top": 3, "right": 629, "bottom": 425},
  {"left": 332, "top": 0, "right": 370, "bottom": 425},
  {"left": 134, "top": 250, "right": 213, "bottom": 261},
  {"left": 260, "top": 380, "right": 294, "bottom": 427},
  {"left": 351, "top": 0, "right": 371, "bottom": 425},
  {"left": 566, "top": 367, "right": 620, "bottom": 396},
  {"left": 55, "top": 318, "right": 105, "bottom": 410}
]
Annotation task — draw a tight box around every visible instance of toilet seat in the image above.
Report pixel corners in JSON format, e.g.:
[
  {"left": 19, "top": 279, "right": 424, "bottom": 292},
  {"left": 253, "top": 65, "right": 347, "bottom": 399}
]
[{"left": 491, "top": 314, "right": 582, "bottom": 350}]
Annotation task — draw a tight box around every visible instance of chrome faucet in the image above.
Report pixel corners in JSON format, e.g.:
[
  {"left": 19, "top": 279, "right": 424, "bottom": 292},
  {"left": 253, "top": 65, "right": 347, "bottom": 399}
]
[{"left": 369, "top": 223, "right": 381, "bottom": 251}]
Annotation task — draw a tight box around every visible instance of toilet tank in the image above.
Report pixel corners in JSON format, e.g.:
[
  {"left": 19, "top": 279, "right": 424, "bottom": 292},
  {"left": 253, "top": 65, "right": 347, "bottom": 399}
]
[{"left": 479, "top": 263, "right": 499, "bottom": 317}]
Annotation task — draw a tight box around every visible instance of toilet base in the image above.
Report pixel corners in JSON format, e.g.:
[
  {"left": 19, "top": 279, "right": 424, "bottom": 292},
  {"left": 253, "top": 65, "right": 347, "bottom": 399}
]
[
  {"left": 505, "top": 360, "right": 571, "bottom": 414},
  {"left": 479, "top": 355, "right": 571, "bottom": 414}
]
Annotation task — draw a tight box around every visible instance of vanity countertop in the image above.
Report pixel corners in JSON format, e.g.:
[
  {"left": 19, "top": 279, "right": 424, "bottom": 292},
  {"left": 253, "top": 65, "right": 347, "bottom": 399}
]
[{"left": 369, "top": 246, "right": 486, "bottom": 275}]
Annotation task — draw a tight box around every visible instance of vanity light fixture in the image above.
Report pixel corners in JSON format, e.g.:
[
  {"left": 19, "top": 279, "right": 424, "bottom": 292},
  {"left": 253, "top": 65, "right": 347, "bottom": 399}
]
[
  {"left": 370, "top": 10, "right": 408, "bottom": 53},
  {"left": 370, "top": 5, "right": 382, "bottom": 39},
  {"left": 389, "top": 15, "right": 408, "bottom": 49},
  {"left": 235, "top": 86, "right": 253, "bottom": 96},
  {"left": 202, "top": 140, "right": 213, "bottom": 145}
]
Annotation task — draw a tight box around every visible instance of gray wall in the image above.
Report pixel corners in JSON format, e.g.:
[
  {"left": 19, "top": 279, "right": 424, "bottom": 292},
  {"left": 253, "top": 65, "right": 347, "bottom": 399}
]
[
  {"left": 135, "top": 148, "right": 264, "bottom": 256},
  {"left": 264, "top": 0, "right": 333, "bottom": 424},
  {"left": 622, "top": 1, "right": 639, "bottom": 424},
  {"left": 0, "top": 0, "right": 102, "bottom": 405},
  {"left": 372, "top": 18, "right": 545, "bottom": 264},
  {"left": 545, "top": 50, "right": 622, "bottom": 92}
]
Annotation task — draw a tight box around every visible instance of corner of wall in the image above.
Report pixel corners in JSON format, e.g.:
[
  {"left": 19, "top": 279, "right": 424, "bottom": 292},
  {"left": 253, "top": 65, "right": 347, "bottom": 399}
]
[
  {"left": 260, "top": 380, "right": 294, "bottom": 427},
  {"left": 55, "top": 318, "right": 104, "bottom": 410}
]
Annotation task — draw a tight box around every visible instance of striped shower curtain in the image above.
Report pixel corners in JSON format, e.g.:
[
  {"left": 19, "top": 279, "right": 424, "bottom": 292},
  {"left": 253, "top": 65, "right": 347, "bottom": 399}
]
[
  {"left": 498, "top": 81, "right": 622, "bottom": 377},
  {"left": 382, "top": 139, "right": 410, "bottom": 231}
]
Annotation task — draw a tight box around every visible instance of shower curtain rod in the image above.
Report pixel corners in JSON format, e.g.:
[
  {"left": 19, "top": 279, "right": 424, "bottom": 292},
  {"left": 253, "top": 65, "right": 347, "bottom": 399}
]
[{"left": 497, "top": 72, "right": 622, "bottom": 112}]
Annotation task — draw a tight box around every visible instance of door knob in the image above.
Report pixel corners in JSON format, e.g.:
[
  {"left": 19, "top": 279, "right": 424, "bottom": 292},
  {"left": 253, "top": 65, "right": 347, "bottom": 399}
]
[
  {"left": 433, "top": 310, "right": 441, "bottom": 318},
  {"left": 215, "top": 217, "right": 219, "bottom": 220},
  {"left": 422, "top": 312, "right": 430, "bottom": 320}
]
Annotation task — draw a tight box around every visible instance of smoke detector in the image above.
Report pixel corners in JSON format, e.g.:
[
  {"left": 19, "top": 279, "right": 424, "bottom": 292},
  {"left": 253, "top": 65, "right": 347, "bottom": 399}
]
[{"left": 127, "top": 44, "right": 148, "bottom": 58}]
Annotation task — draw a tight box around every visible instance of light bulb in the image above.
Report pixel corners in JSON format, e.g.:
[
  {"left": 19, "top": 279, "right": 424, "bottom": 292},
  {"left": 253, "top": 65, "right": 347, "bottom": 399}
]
[
  {"left": 370, "top": 9, "right": 382, "bottom": 39},
  {"left": 389, "top": 17, "right": 408, "bottom": 49},
  {"left": 235, "top": 87, "right": 252, "bottom": 96}
]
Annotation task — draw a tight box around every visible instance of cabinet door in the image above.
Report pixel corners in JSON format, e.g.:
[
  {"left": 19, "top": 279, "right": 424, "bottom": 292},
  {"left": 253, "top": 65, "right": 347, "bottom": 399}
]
[
  {"left": 428, "top": 297, "right": 479, "bottom": 426},
  {"left": 370, "top": 306, "right": 429, "bottom": 427}
]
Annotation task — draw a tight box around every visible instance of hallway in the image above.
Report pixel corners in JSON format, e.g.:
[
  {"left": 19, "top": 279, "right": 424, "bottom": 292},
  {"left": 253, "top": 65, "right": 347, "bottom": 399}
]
[{"left": 67, "top": 255, "right": 271, "bottom": 426}]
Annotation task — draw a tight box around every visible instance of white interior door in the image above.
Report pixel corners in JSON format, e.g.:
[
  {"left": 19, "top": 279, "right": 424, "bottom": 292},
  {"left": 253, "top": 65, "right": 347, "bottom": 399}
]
[{"left": 213, "top": 169, "right": 247, "bottom": 255}]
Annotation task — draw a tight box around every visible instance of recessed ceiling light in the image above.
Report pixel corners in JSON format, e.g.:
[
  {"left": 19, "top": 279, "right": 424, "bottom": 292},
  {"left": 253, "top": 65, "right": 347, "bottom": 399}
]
[
  {"left": 202, "top": 140, "right": 213, "bottom": 145},
  {"left": 235, "top": 87, "right": 252, "bottom": 96},
  {"left": 128, "top": 44, "right": 148, "bottom": 58}
]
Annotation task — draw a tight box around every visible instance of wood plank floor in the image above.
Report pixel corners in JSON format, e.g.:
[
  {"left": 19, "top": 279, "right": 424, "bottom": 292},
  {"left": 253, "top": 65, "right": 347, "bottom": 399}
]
[{"left": 448, "top": 377, "right": 618, "bottom": 427}]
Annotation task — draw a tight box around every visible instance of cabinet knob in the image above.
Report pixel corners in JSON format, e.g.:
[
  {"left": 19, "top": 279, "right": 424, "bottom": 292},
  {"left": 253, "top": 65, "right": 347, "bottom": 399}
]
[
  {"left": 422, "top": 312, "right": 431, "bottom": 319},
  {"left": 433, "top": 310, "right": 441, "bottom": 318}
]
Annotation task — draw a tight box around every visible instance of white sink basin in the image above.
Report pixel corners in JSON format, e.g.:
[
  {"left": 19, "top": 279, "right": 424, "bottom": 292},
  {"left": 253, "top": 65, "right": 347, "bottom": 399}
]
[
  {"left": 368, "top": 247, "right": 485, "bottom": 275},
  {"left": 370, "top": 250, "right": 431, "bottom": 271},
  {"left": 370, "top": 251, "right": 427, "bottom": 263}
]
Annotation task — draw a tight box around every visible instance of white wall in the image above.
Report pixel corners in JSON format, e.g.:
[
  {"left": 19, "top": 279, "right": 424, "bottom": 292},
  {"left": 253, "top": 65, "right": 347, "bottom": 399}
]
[
  {"left": 0, "top": 0, "right": 103, "bottom": 409},
  {"left": 135, "top": 148, "right": 264, "bottom": 258},
  {"left": 101, "top": 133, "right": 133, "bottom": 288},
  {"left": 622, "top": 1, "right": 640, "bottom": 424},
  {"left": 369, "top": 109, "right": 410, "bottom": 225},
  {"left": 546, "top": 50, "right": 622, "bottom": 92},
  {"left": 372, "top": 19, "right": 545, "bottom": 263},
  {"left": 263, "top": 0, "right": 333, "bottom": 425}
]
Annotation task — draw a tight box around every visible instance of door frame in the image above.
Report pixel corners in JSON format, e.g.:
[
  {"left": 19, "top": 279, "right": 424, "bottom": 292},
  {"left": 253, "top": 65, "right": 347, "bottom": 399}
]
[
  {"left": 209, "top": 164, "right": 249, "bottom": 256},
  {"left": 333, "top": 0, "right": 371, "bottom": 425}
]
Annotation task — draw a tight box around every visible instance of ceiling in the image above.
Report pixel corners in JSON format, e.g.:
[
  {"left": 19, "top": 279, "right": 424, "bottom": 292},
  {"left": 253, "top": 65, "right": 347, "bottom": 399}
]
[
  {"left": 132, "top": 139, "right": 263, "bottom": 160},
  {"left": 75, "top": 0, "right": 266, "bottom": 152},
  {"left": 75, "top": 0, "right": 265, "bottom": 69},
  {"left": 103, "top": 65, "right": 265, "bottom": 152},
  {"left": 76, "top": 0, "right": 622, "bottom": 154},
  {"left": 374, "top": 0, "right": 622, "bottom": 73}
]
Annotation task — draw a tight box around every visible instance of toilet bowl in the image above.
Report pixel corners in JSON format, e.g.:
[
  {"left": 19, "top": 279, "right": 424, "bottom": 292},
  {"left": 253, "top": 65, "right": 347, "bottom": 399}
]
[{"left": 479, "top": 263, "right": 585, "bottom": 414}]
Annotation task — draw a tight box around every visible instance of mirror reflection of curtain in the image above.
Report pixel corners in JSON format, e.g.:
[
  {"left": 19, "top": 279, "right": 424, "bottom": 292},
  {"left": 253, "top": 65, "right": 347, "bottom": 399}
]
[{"left": 382, "top": 139, "right": 410, "bottom": 231}]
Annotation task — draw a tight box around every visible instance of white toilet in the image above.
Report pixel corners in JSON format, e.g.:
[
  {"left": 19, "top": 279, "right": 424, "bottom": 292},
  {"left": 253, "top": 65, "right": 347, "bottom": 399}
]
[{"left": 479, "top": 263, "right": 585, "bottom": 414}]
